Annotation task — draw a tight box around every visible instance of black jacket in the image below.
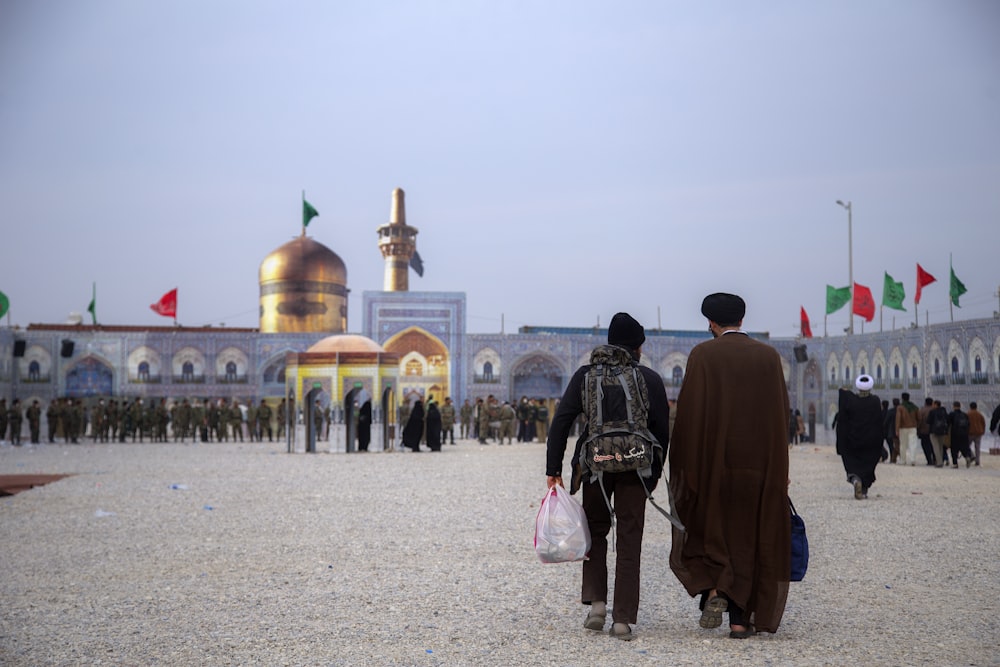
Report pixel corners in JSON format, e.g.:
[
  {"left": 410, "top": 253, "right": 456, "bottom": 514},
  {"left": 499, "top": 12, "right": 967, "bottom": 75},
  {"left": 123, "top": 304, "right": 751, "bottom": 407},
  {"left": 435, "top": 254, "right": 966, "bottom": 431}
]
[{"left": 545, "top": 352, "right": 670, "bottom": 490}]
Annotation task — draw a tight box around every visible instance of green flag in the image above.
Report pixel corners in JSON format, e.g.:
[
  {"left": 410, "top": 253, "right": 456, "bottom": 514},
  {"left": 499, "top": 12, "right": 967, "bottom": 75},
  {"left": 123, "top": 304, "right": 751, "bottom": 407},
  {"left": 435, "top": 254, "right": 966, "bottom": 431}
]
[
  {"left": 0, "top": 290, "right": 8, "bottom": 319},
  {"left": 882, "top": 272, "right": 906, "bottom": 311},
  {"left": 826, "top": 285, "right": 851, "bottom": 314},
  {"left": 950, "top": 266, "right": 967, "bottom": 306},
  {"left": 303, "top": 199, "right": 319, "bottom": 227},
  {"left": 87, "top": 284, "right": 97, "bottom": 325}
]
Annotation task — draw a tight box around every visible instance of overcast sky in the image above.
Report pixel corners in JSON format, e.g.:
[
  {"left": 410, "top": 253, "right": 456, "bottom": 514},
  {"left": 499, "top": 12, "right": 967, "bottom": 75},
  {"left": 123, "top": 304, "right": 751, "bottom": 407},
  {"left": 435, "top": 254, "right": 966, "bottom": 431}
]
[{"left": 1, "top": 1, "right": 997, "bottom": 337}]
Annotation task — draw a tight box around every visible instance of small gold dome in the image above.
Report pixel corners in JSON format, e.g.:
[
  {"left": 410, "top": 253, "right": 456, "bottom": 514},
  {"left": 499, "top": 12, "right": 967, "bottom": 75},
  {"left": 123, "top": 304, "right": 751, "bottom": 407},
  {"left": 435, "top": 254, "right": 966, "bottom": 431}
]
[
  {"left": 259, "top": 236, "right": 346, "bottom": 285},
  {"left": 308, "top": 335, "right": 385, "bottom": 354}
]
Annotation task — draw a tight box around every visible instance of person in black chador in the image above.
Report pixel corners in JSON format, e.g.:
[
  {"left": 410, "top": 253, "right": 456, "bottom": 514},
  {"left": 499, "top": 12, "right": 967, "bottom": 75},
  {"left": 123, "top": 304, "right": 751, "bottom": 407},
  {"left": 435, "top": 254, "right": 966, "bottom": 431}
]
[
  {"left": 401, "top": 399, "right": 424, "bottom": 452},
  {"left": 836, "top": 374, "right": 884, "bottom": 499},
  {"left": 425, "top": 401, "right": 443, "bottom": 452},
  {"left": 357, "top": 400, "right": 372, "bottom": 452}
]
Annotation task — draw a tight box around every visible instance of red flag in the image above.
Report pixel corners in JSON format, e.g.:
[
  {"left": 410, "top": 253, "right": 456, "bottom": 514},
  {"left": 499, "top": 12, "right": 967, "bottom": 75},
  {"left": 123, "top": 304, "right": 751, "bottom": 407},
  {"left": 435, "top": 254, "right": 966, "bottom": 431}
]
[
  {"left": 800, "top": 306, "right": 813, "bottom": 338},
  {"left": 150, "top": 288, "right": 177, "bottom": 318},
  {"left": 915, "top": 263, "right": 936, "bottom": 304},
  {"left": 852, "top": 283, "right": 875, "bottom": 322}
]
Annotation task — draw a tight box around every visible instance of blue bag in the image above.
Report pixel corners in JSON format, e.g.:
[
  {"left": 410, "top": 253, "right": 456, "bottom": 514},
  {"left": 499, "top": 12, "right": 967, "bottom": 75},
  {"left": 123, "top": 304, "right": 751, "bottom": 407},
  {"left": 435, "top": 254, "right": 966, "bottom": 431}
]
[{"left": 790, "top": 499, "right": 808, "bottom": 582}]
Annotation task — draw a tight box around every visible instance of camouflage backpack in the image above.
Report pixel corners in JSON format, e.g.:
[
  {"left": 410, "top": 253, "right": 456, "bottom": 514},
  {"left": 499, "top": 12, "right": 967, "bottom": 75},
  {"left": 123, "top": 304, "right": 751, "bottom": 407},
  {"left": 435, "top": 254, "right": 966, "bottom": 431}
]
[{"left": 581, "top": 344, "right": 659, "bottom": 476}]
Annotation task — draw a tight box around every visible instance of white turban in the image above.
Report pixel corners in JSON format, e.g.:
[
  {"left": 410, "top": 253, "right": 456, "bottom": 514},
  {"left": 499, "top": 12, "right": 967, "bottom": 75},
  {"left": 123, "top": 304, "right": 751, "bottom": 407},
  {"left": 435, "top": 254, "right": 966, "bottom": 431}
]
[{"left": 855, "top": 374, "right": 874, "bottom": 391}]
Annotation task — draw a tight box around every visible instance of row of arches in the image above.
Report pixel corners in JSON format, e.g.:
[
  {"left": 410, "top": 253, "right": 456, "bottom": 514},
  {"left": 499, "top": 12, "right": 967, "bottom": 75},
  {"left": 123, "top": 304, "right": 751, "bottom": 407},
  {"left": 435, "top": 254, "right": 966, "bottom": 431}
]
[
  {"left": 472, "top": 348, "right": 697, "bottom": 399},
  {"left": 826, "top": 336, "right": 997, "bottom": 388}
]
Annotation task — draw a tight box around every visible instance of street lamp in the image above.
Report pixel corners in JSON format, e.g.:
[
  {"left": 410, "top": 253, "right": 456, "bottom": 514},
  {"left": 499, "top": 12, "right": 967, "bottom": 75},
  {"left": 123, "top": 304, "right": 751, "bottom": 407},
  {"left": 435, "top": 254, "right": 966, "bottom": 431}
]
[{"left": 836, "top": 199, "right": 853, "bottom": 335}]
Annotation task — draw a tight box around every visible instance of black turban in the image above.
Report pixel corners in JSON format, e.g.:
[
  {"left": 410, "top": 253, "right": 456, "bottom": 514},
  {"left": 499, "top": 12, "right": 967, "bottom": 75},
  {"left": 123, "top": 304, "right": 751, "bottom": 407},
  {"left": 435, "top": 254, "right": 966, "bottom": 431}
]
[
  {"left": 701, "top": 293, "right": 746, "bottom": 326},
  {"left": 608, "top": 312, "right": 646, "bottom": 349}
]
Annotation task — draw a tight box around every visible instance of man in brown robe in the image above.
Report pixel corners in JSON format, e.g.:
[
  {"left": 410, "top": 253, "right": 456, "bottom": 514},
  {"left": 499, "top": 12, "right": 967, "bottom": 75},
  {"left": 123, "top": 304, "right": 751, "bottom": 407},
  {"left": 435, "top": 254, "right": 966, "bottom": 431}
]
[{"left": 668, "top": 293, "right": 790, "bottom": 637}]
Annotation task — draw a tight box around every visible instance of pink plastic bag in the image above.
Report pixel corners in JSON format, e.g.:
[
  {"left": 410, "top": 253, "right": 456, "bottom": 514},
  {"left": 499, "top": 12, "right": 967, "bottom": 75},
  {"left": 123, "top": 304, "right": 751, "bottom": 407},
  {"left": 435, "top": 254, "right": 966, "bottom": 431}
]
[{"left": 534, "top": 484, "right": 591, "bottom": 563}]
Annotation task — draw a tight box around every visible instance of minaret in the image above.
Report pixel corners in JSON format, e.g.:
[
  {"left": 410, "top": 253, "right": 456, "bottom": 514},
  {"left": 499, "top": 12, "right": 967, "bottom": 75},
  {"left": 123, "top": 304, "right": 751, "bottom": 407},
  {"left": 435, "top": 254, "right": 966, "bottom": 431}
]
[{"left": 376, "top": 187, "right": 419, "bottom": 292}]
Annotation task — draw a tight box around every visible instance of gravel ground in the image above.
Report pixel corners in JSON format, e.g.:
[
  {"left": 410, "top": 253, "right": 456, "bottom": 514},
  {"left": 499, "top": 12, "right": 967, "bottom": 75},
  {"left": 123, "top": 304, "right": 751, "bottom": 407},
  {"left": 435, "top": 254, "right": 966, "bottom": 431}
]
[{"left": 1, "top": 436, "right": 998, "bottom": 667}]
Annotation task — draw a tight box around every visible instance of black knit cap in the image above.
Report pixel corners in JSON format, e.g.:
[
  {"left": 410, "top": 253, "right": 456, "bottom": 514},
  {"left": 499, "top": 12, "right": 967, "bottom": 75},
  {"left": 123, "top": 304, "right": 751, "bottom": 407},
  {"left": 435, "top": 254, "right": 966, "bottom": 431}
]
[
  {"left": 608, "top": 312, "right": 646, "bottom": 349},
  {"left": 701, "top": 293, "right": 746, "bottom": 326}
]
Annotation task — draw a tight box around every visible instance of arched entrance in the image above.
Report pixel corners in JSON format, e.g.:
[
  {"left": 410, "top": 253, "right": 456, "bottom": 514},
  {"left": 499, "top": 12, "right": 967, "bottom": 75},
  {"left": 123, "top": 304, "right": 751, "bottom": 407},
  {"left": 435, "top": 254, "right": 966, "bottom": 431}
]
[
  {"left": 384, "top": 327, "right": 450, "bottom": 405},
  {"left": 65, "top": 357, "right": 113, "bottom": 397},
  {"left": 511, "top": 355, "right": 564, "bottom": 400}
]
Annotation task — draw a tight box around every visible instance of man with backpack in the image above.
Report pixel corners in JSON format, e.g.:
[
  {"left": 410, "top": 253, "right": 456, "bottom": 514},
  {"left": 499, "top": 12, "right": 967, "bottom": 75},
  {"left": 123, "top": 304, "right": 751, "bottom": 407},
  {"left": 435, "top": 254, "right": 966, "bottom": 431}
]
[{"left": 545, "top": 312, "right": 671, "bottom": 641}]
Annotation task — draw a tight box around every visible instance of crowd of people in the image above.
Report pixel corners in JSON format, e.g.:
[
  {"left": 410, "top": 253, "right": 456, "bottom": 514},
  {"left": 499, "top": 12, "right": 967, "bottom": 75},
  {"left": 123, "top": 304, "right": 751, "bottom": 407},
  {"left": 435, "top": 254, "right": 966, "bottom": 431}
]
[
  {"left": 0, "top": 396, "right": 290, "bottom": 445},
  {"left": 890, "top": 395, "right": 992, "bottom": 468},
  {"left": 822, "top": 383, "right": 996, "bottom": 502},
  {"left": 395, "top": 394, "right": 552, "bottom": 452}
]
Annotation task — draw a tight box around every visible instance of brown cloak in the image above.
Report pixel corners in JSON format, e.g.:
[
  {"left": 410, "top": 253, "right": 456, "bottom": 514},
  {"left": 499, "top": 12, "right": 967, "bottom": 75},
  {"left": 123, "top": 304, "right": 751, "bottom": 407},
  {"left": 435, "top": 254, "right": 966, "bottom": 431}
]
[{"left": 668, "top": 332, "right": 791, "bottom": 633}]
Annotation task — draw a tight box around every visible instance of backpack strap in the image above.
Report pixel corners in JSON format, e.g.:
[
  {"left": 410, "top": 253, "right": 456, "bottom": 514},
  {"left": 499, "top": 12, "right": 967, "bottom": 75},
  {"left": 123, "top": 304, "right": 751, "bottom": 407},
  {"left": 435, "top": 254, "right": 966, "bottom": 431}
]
[
  {"left": 643, "top": 472, "right": 685, "bottom": 532},
  {"left": 618, "top": 369, "right": 635, "bottom": 428},
  {"left": 592, "top": 364, "right": 604, "bottom": 428}
]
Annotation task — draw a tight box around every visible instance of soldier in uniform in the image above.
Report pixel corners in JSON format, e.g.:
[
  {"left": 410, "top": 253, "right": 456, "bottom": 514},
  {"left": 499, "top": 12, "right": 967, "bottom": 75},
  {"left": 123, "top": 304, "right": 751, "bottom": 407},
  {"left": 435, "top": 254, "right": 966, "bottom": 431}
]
[
  {"left": 517, "top": 396, "right": 531, "bottom": 442},
  {"left": 7, "top": 399, "right": 23, "bottom": 445},
  {"left": 27, "top": 399, "right": 42, "bottom": 444},
  {"left": 217, "top": 399, "right": 230, "bottom": 442},
  {"left": 459, "top": 399, "right": 473, "bottom": 440},
  {"left": 535, "top": 397, "right": 550, "bottom": 443},
  {"left": 440, "top": 397, "right": 456, "bottom": 445},
  {"left": 476, "top": 397, "right": 488, "bottom": 444},
  {"left": 68, "top": 399, "right": 83, "bottom": 443},
  {"left": 46, "top": 398, "right": 61, "bottom": 443},
  {"left": 89, "top": 399, "right": 104, "bottom": 442},
  {"left": 156, "top": 399, "right": 169, "bottom": 442},
  {"left": 258, "top": 399, "right": 273, "bottom": 441},
  {"left": 175, "top": 399, "right": 191, "bottom": 442},
  {"left": 207, "top": 399, "right": 219, "bottom": 442},
  {"left": 499, "top": 400, "right": 516, "bottom": 444},
  {"left": 0, "top": 398, "right": 8, "bottom": 443},
  {"left": 169, "top": 401, "right": 180, "bottom": 441},
  {"left": 246, "top": 400, "right": 257, "bottom": 442},
  {"left": 120, "top": 400, "right": 131, "bottom": 442},
  {"left": 104, "top": 399, "right": 117, "bottom": 442},
  {"left": 231, "top": 401, "right": 244, "bottom": 442},
  {"left": 130, "top": 399, "right": 144, "bottom": 442},
  {"left": 192, "top": 399, "right": 207, "bottom": 442}
]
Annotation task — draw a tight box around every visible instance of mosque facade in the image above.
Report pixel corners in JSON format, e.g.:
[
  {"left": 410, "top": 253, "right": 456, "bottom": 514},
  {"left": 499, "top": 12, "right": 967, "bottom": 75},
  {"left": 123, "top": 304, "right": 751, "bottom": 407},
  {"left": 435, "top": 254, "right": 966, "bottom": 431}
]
[{"left": 2, "top": 188, "right": 998, "bottom": 444}]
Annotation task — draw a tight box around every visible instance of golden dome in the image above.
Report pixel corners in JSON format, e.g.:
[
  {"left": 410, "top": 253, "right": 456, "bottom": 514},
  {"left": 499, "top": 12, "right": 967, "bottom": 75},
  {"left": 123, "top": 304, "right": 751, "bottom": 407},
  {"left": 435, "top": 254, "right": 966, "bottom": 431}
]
[
  {"left": 259, "top": 235, "right": 346, "bottom": 285},
  {"left": 259, "top": 235, "right": 348, "bottom": 334},
  {"left": 307, "top": 334, "right": 385, "bottom": 354}
]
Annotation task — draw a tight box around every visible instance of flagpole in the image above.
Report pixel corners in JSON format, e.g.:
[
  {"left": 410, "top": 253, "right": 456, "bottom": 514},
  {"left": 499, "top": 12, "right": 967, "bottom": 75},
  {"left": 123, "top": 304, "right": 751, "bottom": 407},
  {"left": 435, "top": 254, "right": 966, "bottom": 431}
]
[
  {"left": 836, "top": 200, "right": 853, "bottom": 335},
  {"left": 302, "top": 190, "right": 306, "bottom": 237},
  {"left": 949, "top": 253, "right": 954, "bottom": 323}
]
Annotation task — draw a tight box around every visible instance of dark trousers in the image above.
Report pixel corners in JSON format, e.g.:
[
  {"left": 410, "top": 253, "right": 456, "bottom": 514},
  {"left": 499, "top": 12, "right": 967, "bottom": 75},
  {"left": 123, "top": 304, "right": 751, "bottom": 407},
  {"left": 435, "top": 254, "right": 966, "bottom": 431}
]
[
  {"left": 951, "top": 438, "right": 974, "bottom": 464},
  {"left": 581, "top": 472, "right": 647, "bottom": 624},
  {"left": 919, "top": 433, "right": 935, "bottom": 464}
]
